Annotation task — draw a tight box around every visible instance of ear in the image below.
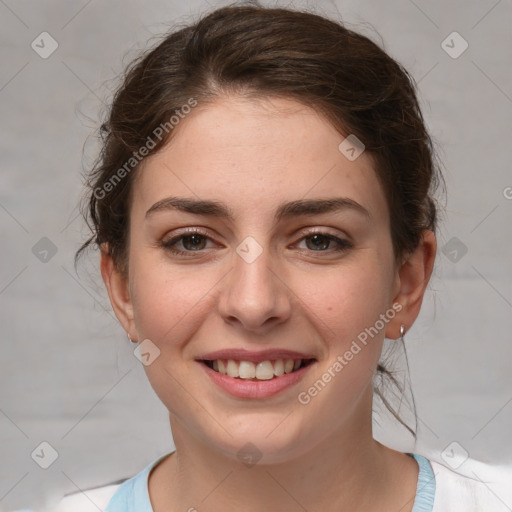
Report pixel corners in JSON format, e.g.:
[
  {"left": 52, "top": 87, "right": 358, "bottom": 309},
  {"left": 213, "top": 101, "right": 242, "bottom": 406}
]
[
  {"left": 100, "top": 244, "right": 137, "bottom": 342},
  {"left": 385, "top": 230, "right": 437, "bottom": 340}
]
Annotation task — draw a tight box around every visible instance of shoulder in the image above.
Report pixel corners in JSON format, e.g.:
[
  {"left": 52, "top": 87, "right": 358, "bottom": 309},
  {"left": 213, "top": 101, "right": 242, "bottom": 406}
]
[
  {"left": 51, "top": 468, "right": 150, "bottom": 512},
  {"left": 428, "top": 457, "right": 512, "bottom": 512},
  {"left": 51, "top": 482, "right": 123, "bottom": 511},
  {"left": 104, "top": 452, "right": 173, "bottom": 511},
  {"left": 51, "top": 452, "right": 174, "bottom": 512}
]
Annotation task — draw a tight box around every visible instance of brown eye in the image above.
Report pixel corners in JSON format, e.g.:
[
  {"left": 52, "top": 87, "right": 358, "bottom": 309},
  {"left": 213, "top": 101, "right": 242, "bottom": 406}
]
[
  {"left": 305, "top": 234, "right": 332, "bottom": 251},
  {"left": 297, "top": 232, "right": 352, "bottom": 253},
  {"left": 180, "top": 234, "right": 208, "bottom": 251},
  {"left": 161, "top": 229, "right": 214, "bottom": 256}
]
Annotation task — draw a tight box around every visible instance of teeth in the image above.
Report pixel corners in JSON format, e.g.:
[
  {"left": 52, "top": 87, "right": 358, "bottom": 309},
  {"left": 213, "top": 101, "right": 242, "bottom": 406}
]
[
  {"left": 255, "top": 361, "right": 274, "bottom": 380},
  {"left": 210, "top": 358, "right": 308, "bottom": 380},
  {"left": 238, "top": 361, "right": 255, "bottom": 379},
  {"left": 226, "top": 359, "right": 239, "bottom": 378},
  {"left": 274, "top": 359, "right": 284, "bottom": 376}
]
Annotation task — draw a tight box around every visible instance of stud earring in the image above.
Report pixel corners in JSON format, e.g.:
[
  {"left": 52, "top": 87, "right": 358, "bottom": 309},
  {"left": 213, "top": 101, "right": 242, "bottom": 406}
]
[{"left": 399, "top": 324, "right": 406, "bottom": 343}]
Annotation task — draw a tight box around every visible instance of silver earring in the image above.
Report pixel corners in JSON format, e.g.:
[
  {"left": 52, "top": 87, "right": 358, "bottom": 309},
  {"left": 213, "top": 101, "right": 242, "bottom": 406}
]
[{"left": 399, "top": 324, "right": 406, "bottom": 342}]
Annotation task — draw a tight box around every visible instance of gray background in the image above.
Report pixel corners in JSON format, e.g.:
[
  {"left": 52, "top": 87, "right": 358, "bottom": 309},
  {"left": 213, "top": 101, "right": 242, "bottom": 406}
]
[{"left": 1, "top": 0, "right": 511, "bottom": 510}]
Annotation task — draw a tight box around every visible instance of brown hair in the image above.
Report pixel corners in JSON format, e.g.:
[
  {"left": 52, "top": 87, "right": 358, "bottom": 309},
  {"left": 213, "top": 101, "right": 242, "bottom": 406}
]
[{"left": 77, "top": 4, "right": 443, "bottom": 436}]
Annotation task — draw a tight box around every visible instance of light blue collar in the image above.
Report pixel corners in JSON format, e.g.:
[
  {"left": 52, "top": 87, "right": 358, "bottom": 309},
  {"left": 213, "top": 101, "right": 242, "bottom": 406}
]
[{"left": 106, "top": 451, "right": 436, "bottom": 512}]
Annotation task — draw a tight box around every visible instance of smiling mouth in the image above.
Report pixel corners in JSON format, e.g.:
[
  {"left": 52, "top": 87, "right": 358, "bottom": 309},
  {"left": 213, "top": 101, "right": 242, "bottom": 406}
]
[{"left": 200, "top": 358, "right": 316, "bottom": 380}]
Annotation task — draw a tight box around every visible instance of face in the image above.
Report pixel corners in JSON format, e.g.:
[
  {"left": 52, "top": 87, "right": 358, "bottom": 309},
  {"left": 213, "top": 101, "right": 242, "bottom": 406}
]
[{"left": 106, "top": 94, "right": 413, "bottom": 463}]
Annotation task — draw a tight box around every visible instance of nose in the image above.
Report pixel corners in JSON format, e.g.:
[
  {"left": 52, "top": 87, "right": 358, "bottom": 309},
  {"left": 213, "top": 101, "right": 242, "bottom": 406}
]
[{"left": 217, "top": 244, "right": 292, "bottom": 334}]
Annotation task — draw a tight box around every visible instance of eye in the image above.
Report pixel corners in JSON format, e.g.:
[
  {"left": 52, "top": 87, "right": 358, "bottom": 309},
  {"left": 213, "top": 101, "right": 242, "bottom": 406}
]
[
  {"left": 295, "top": 231, "right": 353, "bottom": 253},
  {"left": 161, "top": 228, "right": 216, "bottom": 256}
]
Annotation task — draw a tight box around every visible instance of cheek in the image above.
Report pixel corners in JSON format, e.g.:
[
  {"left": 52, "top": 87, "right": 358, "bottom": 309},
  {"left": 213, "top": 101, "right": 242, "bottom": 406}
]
[
  {"left": 299, "top": 258, "right": 393, "bottom": 340},
  {"left": 128, "top": 259, "right": 218, "bottom": 418},
  {"left": 130, "top": 260, "right": 215, "bottom": 344},
  {"left": 292, "top": 267, "right": 391, "bottom": 424},
  {"left": 128, "top": 233, "right": 203, "bottom": 332},
  {"left": 294, "top": 254, "right": 395, "bottom": 393}
]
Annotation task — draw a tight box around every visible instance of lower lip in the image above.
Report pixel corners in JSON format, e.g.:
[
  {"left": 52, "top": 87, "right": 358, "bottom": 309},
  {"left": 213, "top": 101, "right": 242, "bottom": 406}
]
[{"left": 198, "top": 361, "right": 315, "bottom": 399}]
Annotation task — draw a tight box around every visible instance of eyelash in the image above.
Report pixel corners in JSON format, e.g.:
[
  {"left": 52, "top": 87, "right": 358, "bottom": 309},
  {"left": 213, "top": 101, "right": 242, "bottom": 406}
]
[{"left": 160, "top": 228, "right": 353, "bottom": 257}]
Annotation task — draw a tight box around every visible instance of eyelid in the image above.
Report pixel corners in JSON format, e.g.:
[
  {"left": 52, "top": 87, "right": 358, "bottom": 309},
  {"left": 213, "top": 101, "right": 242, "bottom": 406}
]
[
  {"left": 293, "top": 226, "right": 351, "bottom": 242},
  {"left": 163, "top": 226, "right": 213, "bottom": 239}
]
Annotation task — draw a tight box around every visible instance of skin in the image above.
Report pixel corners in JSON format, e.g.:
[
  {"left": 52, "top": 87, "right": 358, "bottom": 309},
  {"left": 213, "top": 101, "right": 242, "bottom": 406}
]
[{"left": 101, "top": 94, "right": 436, "bottom": 512}]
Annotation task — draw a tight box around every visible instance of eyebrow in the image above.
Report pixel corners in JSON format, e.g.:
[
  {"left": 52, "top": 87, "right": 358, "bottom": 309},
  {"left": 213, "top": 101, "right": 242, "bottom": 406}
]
[{"left": 145, "top": 196, "right": 371, "bottom": 223}]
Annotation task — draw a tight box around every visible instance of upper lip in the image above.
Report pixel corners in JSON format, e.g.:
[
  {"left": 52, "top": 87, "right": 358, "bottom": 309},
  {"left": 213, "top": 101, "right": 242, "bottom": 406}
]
[{"left": 196, "top": 348, "right": 317, "bottom": 364}]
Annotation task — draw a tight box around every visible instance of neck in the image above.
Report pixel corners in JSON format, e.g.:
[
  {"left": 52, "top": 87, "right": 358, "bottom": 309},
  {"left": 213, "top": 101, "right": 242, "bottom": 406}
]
[{"left": 148, "top": 394, "right": 417, "bottom": 512}]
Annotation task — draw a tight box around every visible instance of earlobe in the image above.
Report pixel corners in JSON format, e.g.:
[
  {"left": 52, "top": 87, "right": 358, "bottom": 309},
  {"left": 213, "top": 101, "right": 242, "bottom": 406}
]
[
  {"left": 386, "top": 230, "right": 437, "bottom": 339},
  {"left": 100, "top": 245, "right": 137, "bottom": 341}
]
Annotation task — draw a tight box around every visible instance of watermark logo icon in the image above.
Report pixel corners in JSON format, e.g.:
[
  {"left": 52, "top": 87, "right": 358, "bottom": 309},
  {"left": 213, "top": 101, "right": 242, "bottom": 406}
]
[
  {"left": 31, "top": 441, "right": 59, "bottom": 469},
  {"left": 32, "top": 237, "right": 58, "bottom": 263},
  {"left": 441, "top": 441, "right": 469, "bottom": 469},
  {"left": 338, "top": 134, "right": 365, "bottom": 161},
  {"left": 31, "top": 32, "right": 59, "bottom": 59},
  {"left": 236, "top": 236, "right": 263, "bottom": 264},
  {"left": 134, "top": 339, "right": 161, "bottom": 366},
  {"left": 441, "top": 236, "right": 468, "bottom": 263},
  {"left": 441, "top": 32, "right": 468, "bottom": 59},
  {"left": 237, "top": 442, "right": 262, "bottom": 468}
]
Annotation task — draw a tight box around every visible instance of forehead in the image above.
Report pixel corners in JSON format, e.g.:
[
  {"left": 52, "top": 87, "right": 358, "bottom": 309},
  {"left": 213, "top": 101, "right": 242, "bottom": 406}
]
[{"left": 132, "top": 95, "right": 388, "bottom": 224}]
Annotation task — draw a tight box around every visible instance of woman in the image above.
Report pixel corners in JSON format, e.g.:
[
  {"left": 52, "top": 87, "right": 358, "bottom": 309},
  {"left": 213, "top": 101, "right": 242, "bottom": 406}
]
[{"left": 61, "top": 4, "right": 494, "bottom": 511}]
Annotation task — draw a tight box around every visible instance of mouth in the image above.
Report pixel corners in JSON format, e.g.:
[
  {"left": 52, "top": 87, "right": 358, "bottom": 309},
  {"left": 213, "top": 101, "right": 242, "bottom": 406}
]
[
  {"left": 199, "top": 358, "right": 316, "bottom": 381},
  {"left": 196, "top": 349, "right": 318, "bottom": 399}
]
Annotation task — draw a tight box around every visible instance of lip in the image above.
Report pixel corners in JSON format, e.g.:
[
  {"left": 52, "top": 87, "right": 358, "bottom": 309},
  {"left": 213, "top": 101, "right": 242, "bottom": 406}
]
[
  {"left": 195, "top": 348, "right": 316, "bottom": 364},
  {"left": 198, "top": 359, "right": 316, "bottom": 399}
]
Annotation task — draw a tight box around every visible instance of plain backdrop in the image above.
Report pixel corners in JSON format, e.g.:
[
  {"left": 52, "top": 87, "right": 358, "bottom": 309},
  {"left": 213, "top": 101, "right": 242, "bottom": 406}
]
[{"left": 1, "top": 0, "right": 511, "bottom": 510}]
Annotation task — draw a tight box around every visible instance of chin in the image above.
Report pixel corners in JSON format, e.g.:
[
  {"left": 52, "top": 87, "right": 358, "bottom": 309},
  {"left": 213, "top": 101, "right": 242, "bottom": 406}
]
[{"left": 201, "top": 418, "right": 315, "bottom": 466}]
